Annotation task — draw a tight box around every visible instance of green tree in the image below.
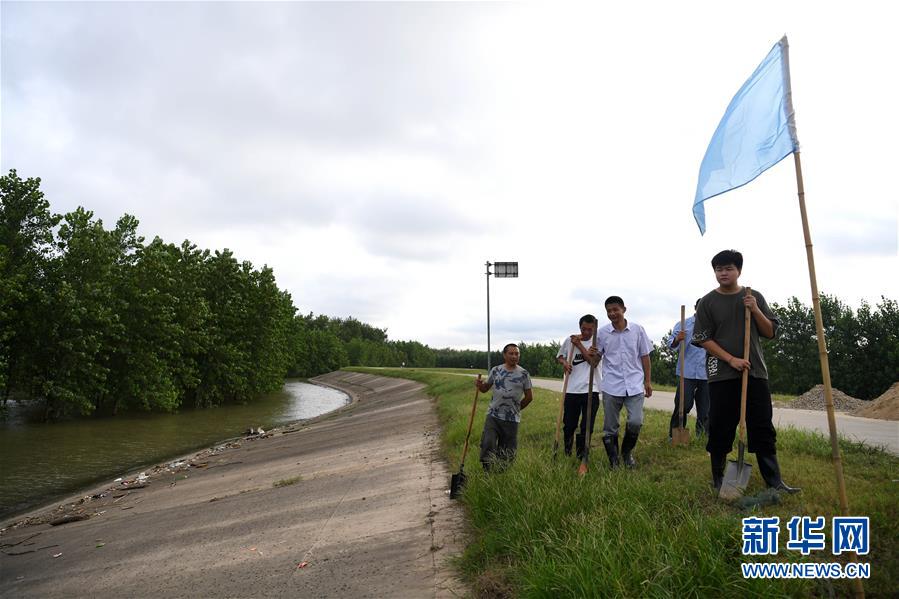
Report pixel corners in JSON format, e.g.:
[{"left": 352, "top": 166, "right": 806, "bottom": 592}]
[
  {"left": 287, "top": 322, "right": 348, "bottom": 377},
  {"left": 34, "top": 208, "right": 125, "bottom": 417},
  {"left": 0, "top": 170, "right": 60, "bottom": 405},
  {"left": 108, "top": 235, "right": 184, "bottom": 414},
  {"left": 854, "top": 297, "right": 899, "bottom": 399},
  {"left": 169, "top": 240, "right": 212, "bottom": 407},
  {"left": 768, "top": 295, "right": 899, "bottom": 400},
  {"left": 193, "top": 249, "right": 252, "bottom": 406},
  {"left": 650, "top": 335, "right": 678, "bottom": 387}
]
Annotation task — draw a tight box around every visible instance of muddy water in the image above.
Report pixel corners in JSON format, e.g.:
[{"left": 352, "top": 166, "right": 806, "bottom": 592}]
[{"left": 0, "top": 380, "right": 349, "bottom": 520}]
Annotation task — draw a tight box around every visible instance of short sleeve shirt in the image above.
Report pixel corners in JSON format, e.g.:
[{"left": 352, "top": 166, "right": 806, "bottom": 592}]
[
  {"left": 557, "top": 335, "right": 601, "bottom": 394},
  {"left": 671, "top": 316, "right": 708, "bottom": 380},
  {"left": 597, "top": 321, "right": 653, "bottom": 396},
  {"left": 692, "top": 288, "right": 779, "bottom": 382},
  {"left": 485, "top": 365, "right": 533, "bottom": 423}
]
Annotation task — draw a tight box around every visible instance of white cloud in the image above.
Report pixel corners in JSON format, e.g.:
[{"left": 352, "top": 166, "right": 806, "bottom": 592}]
[{"left": 3, "top": 1, "right": 897, "bottom": 351}]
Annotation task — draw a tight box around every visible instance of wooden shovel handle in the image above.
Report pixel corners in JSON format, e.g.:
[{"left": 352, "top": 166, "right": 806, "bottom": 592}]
[
  {"left": 459, "top": 374, "right": 482, "bottom": 466},
  {"left": 739, "top": 287, "right": 752, "bottom": 444},
  {"left": 555, "top": 344, "right": 576, "bottom": 448},
  {"left": 678, "top": 305, "right": 686, "bottom": 421},
  {"left": 579, "top": 326, "right": 599, "bottom": 473}
]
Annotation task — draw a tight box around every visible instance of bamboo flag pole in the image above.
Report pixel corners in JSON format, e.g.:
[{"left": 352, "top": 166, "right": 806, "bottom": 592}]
[
  {"left": 793, "top": 151, "right": 863, "bottom": 598},
  {"left": 692, "top": 36, "right": 863, "bottom": 594}
]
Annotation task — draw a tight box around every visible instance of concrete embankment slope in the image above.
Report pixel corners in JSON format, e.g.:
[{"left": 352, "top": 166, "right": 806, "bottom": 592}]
[{"left": 0, "top": 372, "right": 465, "bottom": 598}]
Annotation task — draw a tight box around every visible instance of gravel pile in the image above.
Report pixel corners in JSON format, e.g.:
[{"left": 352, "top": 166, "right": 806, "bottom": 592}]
[{"left": 791, "top": 385, "right": 865, "bottom": 413}]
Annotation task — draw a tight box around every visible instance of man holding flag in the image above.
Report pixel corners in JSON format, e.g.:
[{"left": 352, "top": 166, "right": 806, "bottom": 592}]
[
  {"left": 691, "top": 45, "right": 862, "bottom": 599},
  {"left": 692, "top": 37, "right": 808, "bottom": 496}
]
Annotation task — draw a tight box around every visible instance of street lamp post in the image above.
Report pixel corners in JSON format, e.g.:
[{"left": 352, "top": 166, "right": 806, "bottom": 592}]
[{"left": 485, "top": 261, "right": 518, "bottom": 371}]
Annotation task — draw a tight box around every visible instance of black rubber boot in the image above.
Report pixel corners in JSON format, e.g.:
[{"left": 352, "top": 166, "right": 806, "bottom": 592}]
[
  {"left": 710, "top": 453, "right": 727, "bottom": 491},
  {"left": 757, "top": 453, "right": 801, "bottom": 494},
  {"left": 603, "top": 435, "right": 619, "bottom": 469},
  {"left": 575, "top": 434, "right": 586, "bottom": 460},
  {"left": 620, "top": 427, "right": 639, "bottom": 469}
]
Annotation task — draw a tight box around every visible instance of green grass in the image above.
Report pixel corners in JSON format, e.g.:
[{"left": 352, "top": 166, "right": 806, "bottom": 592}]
[
  {"left": 273, "top": 475, "right": 302, "bottom": 488},
  {"left": 388, "top": 368, "right": 799, "bottom": 403},
  {"left": 411, "top": 367, "right": 490, "bottom": 376},
  {"left": 773, "top": 392, "right": 800, "bottom": 404},
  {"left": 349, "top": 367, "right": 897, "bottom": 598}
]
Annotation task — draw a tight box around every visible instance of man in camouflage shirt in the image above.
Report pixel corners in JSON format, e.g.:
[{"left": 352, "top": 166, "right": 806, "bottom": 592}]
[{"left": 476, "top": 343, "right": 534, "bottom": 471}]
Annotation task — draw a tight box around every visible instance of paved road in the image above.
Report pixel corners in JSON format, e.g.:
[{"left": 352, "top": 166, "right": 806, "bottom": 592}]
[
  {"left": 0, "top": 372, "right": 465, "bottom": 598},
  {"left": 529, "top": 377, "right": 899, "bottom": 455}
]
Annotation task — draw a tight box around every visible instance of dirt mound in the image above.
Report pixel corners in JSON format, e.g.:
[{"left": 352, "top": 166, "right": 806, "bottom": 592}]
[
  {"left": 791, "top": 385, "right": 865, "bottom": 412},
  {"left": 853, "top": 382, "right": 899, "bottom": 421}
]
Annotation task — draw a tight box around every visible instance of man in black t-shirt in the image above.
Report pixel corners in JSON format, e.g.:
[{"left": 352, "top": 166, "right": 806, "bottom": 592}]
[{"left": 692, "top": 250, "right": 800, "bottom": 494}]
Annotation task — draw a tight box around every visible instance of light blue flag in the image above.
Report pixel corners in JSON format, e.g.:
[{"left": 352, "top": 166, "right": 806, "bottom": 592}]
[{"left": 693, "top": 36, "right": 800, "bottom": 234}]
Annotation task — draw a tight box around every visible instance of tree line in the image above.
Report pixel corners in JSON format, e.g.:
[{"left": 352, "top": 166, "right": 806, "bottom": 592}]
[
  {"left": 651, "top": 295, "right": 898, "bottom": 400},
  {"left": 3, "top": 170, "right": 894, "bottom": 420},
  {"left": 1, "top": 171, "right": 450, "bottom": 419}
]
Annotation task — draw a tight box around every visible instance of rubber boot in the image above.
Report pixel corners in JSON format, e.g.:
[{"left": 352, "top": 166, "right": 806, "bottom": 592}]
[
  {"left": 603, "top": 435, "right": 619, "bottom": 469},
  {"left": 575, "top": 434, "right": 585, "bottom": 460},
  {"left": 757, "top": 453, "right": 801, "bottom": 494},
  {"left": 620, "top": 427, "right": 639, "bottom": 469},
  {"left": 710, "top": 453, "right": 727, "bottom": 491}
]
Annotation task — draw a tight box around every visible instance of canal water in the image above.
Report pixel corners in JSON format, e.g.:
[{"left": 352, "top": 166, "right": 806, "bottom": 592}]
[{"left": 0, "top": 380, "right": 349, "bottom": 520}]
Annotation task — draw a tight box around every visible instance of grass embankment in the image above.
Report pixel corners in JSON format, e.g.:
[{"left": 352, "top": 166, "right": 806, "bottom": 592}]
[
  {"left": 349, "top": 367, "right": 896, "bottom": 598},
  {"left": 408, "top": 369, "right": 800, "bottom": 403}
]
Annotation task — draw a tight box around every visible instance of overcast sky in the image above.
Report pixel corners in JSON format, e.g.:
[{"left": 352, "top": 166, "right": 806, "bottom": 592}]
[{"left": 3, "top": 1, "right": 897, "bottom": 351}]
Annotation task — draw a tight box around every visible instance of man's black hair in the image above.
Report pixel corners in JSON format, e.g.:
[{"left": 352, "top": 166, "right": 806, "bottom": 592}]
[
  {"left": 579, "top": 314, "right": 597, "bottom": 326},
  {"left": 502, "top": 343, "right": 519, "bottom": 354},
  {"left": 604, "top": 296, "right": 625, "bottom": 308},
  {"left": 711, "top": 249, "right": 743, "bottom": 271},
  {"left": 695, "top": 298, "right": 702, "bottom": 309}
]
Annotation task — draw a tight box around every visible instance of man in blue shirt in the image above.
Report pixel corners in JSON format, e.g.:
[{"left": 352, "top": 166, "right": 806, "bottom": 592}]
[
  {"left": 668, "top": 299, "right": 709, "bottom": 439},
  {"left": 597, "top": 296, "right": 653, "bottom": 469}
]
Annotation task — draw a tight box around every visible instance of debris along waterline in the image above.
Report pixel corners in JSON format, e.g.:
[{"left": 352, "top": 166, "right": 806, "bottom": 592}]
[
  {"left": 1, "top": 421, "right": 303, "bottom": 532},
  {"left": 0, "top": 381, "right": 349, "bottom": 521}
]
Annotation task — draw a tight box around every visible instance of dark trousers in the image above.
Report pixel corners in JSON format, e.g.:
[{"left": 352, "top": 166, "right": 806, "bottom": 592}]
[
  {"left": 562, "top": 392, "right": 600, "bottom": 454},
  {"left": 480, "top": 414, "right": 519, "bottom": 471},
  {"left": 668, "top": 378, "right": 710, "bottom": 437},
  {"left": 706, "top": 377, "right": 777, "bottom": 456}
]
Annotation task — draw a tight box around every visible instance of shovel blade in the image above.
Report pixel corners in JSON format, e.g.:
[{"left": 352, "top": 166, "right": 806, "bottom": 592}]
[
  {"left": 449, "top": 470, "right": 466, "bottom": 499},
  {"left": 671, "top": 427, "right": 691, "bottom": 447},
  {"left": 718, "top": 460, "right": 753, "bottom": 500}
]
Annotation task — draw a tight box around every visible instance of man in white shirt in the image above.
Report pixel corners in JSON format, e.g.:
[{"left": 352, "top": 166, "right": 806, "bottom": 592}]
[
  {"left": 597, "top": 296, "right": 653, "bottom": 469},
  {"left": 556, "top": 315, "right": 601, "bottom": 458}
]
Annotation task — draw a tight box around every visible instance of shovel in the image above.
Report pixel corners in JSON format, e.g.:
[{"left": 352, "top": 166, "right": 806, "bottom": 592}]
[
  {"left": 577, "top": 327, "right": 599, "bottom": 477},
  {"left": 719, "top": 287, "right": 753, "bottom": 501},
  {"left": 671, "top": 305, "right": 691, "bottom": 446},
  {"left": 450, "top": 374, "right": 482, "bottom": 499},
  {"left": 552, "top": 344, "right": 576, "bottom": 459}
]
